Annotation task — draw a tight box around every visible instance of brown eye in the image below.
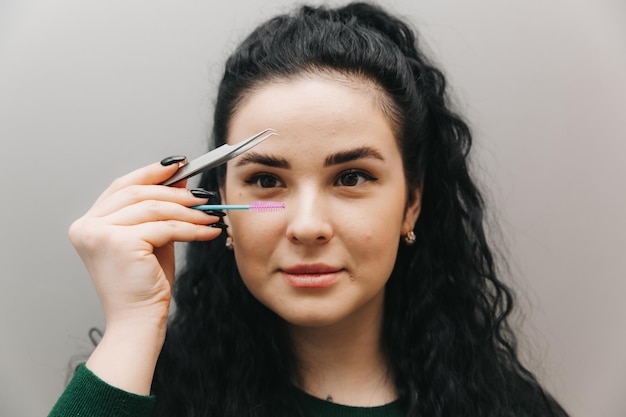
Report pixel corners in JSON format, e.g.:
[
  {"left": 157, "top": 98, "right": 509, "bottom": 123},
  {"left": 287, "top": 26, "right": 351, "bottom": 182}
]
[
  {"left": 335, "top": 170, "right": 377, "bottom": 187},
  {"left": 245, "top": 173, "right": 285, "bottom": 188}
]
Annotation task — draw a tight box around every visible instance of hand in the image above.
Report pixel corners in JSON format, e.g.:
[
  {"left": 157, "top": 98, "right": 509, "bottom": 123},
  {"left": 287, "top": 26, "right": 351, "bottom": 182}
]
[
  {"left": 69, "top": 160, "right": 221, "bottom": 327},
  {"left": 68, "top": 160, "right": 222, "bottom": 394}
]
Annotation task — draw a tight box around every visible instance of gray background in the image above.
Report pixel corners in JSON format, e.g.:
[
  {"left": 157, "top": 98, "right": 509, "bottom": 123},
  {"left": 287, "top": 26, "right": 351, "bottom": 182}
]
[{"left": 1, "top": 1, "right": 625, "bottom": 416}]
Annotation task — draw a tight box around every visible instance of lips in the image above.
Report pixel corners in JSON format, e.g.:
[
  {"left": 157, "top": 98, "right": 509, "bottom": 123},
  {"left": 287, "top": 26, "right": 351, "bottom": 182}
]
[{"left": 281, "top": 263, "right": 343, "bottom": 288}]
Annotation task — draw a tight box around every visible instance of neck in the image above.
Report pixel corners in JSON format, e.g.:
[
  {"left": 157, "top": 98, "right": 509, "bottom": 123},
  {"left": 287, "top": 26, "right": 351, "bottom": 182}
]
[{"left": 288, "top": 292, "right": 396, "bottom": 406}]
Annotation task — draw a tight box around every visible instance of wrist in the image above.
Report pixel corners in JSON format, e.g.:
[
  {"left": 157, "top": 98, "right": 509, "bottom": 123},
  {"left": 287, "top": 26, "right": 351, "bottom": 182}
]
[{"left": 86, "top": 315, "right": 168, "bottom": 395}]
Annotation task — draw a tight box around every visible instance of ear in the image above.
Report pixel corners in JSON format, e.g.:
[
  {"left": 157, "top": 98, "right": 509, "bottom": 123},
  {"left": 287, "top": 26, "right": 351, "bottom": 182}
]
[{"left": 402, "top": 186, "right": 422, "bottom": 234}]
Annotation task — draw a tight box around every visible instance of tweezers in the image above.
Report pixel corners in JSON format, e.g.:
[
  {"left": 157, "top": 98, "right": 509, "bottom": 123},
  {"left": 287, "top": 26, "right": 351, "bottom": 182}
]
[{"left": 161, "top": 128, "right": 277, "bottom": 186}]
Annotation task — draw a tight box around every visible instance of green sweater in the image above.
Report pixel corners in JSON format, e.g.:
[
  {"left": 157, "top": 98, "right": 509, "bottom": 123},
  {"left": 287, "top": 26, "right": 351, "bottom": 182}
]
[{"left": 48, "top": 365, "right": 404, "bottom": 417}]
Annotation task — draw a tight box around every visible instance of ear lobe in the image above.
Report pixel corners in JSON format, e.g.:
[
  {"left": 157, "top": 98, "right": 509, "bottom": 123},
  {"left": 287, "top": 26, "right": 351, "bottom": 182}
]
[{"left": 403, "top": 186, "right": 422, "bottom": 233}]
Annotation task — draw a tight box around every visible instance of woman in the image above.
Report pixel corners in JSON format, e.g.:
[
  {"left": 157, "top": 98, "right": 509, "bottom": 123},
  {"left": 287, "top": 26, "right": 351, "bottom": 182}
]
[{"left": 50, "top": 3, "right": 569, "bottom": 416}]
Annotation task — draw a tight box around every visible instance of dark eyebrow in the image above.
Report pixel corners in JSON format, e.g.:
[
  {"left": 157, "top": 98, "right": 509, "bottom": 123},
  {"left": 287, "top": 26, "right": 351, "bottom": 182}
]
[
  {"left": 324, "top": 146, "right": 385, "bottom": 167},
  {"left": 235, "top": 152, "right": 291, "bottom": 169},
  {"left": 234, "top": 146, "right": 384, "bottom": 169}
]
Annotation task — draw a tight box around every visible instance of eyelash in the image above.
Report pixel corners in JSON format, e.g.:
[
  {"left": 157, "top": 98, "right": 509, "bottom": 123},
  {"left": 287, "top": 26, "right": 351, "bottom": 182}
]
[
  {"left": 334, "top": 169, "right": 378, "bottom": 187},
  {"left": 244, "top": 169, "right": 377, "bottom": 188},
  {"left": 244, "top": 173, "right": 285, "bottom": 188}
]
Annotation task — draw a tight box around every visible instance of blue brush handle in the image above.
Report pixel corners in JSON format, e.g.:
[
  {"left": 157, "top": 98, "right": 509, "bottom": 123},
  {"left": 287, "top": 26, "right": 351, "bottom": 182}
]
[{"left": 191, "top": 204, "right": 250, "bottom": 211}]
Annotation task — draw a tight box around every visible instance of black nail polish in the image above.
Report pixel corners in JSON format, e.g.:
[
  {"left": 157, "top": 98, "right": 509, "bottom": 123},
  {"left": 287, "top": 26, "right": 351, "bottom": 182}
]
[
  {"left": 205, "top": 210, "right": 226, "bottom": 218},
  {"left": 160, "top": 155, "right": 187, "bottom": 166},
  {"left": 209, "top": 222, "right": 229, "bottom": 229},
  {"left": 190, "top": 189, "right": 217, "bottom": 199}
]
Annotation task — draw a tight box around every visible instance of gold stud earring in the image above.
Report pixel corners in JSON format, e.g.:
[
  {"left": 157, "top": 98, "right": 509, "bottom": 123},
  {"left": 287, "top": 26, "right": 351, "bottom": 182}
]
[
  {"left": 403, "top": 230, "right": 416, "bottom": 245},
  {"left": 225, "top": 236, "right": 234, "bottom": 251}
]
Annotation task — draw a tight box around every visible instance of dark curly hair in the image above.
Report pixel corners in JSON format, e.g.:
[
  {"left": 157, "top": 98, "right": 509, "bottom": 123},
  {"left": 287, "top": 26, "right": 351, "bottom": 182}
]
[{"left": 152, "top": 3, "right": 569, "bottom": 416}]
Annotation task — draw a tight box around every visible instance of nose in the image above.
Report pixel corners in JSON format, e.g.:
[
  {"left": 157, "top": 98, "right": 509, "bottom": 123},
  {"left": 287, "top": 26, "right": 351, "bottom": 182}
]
[{"left": 285, "top": 190, "right": 333, "bottom": 245}]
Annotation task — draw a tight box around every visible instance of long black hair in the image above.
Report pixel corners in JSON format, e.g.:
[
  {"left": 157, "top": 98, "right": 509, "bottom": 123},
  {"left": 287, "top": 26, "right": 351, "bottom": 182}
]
[{"left": 152, "top": 3, "right": 569, "bottom": 416}]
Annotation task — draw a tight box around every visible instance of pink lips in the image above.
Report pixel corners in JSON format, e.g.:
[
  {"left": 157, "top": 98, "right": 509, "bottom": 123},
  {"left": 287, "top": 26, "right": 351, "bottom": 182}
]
[{"left": 281, "top": 263, "right": 342, "bottom": 288}]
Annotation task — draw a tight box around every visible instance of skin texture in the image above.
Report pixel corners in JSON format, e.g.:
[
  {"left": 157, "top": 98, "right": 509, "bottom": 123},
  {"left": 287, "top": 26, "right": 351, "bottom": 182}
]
[{"left": 222, "top": 74, "right": 421, "bottom": 404}]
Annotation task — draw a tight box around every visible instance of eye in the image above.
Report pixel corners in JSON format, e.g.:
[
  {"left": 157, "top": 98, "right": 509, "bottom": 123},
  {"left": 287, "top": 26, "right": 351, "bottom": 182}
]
[
  {"left": 245, "top": 173, "right": 285, "bottom": 188},
  {"left": 334, "top": 169, "right": 377, "bottom": 187}
]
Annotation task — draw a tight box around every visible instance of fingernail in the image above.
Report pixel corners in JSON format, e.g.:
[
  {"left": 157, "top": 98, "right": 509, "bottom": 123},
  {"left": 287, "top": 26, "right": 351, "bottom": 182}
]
[
  {"left": 205, "top": 210, "right": 226, "bottom": 218},
  {"left": 160, "top": 155, "right": 187, "bottom": 166},
  {"left": 209, "top": 222, "right": 229, "bottom": 229},
  {"left": 190, "top": 189, "right": 217, "bottom": 199}
]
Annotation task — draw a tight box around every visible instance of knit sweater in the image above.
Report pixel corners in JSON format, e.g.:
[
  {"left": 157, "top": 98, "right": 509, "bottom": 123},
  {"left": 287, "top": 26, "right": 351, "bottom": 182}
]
[{"left": 48, "top": 365, "right": 404, "bottom": 417}]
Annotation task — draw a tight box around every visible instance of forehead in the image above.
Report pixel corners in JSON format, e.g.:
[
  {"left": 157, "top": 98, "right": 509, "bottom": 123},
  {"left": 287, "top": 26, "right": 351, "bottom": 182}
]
[{"left": 226, "top": 73, "right": 401, "bottom": 157}]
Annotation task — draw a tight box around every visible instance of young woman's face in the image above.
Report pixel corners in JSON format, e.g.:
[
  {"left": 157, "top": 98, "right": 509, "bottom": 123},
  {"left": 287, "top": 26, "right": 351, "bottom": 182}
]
[{"left": 222, "top": 74, "right": 421, "bottom": 329}]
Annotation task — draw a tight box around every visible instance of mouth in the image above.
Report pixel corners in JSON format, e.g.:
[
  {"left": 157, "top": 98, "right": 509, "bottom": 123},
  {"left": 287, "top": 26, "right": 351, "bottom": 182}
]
[{"left": 280, "top": 263, "right": 343, "bottom": 289}]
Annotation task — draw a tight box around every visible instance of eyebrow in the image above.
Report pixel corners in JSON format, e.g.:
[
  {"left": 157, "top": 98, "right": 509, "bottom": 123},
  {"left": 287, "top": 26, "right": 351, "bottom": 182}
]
[
  {"left": 235, "top": 152, "right": 291, "bottom": 168},
  {"left": 324, "top": 146, "right": 384, "bottom": 167},
  {"left": 234, "top": 146, "right": 384, "bottom": 169}
]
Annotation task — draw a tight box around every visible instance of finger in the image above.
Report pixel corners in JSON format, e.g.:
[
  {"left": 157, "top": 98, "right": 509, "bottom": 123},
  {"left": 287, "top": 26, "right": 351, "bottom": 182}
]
[
  {"left": 103, "top": 200, "right": 220, "bottom": 227},
  {"left": 89, "top": 185, "right": 211, "bottom": 218},
  {"left": 134, "top": 220, "right": 224, "bottom": 248},
  {"left": 94, "top": 160, "right": 186, "bottom": 205}
]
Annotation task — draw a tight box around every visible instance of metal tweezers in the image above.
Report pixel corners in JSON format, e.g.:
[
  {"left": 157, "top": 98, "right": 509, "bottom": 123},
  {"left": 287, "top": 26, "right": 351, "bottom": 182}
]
[{"left": 161, "top": 128, "right": 277, "bottom": 186}]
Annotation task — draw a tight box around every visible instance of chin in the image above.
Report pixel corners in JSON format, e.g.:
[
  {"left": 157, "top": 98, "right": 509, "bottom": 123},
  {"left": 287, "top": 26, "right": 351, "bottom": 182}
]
[{"left": 278, "top": 311, "right": 344, "bottom": 329}]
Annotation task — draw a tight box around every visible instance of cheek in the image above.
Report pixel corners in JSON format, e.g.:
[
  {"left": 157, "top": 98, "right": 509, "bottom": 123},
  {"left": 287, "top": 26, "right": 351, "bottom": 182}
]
[
  {"left": 362, "top": 224, "right": 401, "bottom": 259},
  {"left": 342, "top": 208, "right": 402, "bottom": 258},
  {"left": 228, "top": 212, "right": 284, "bottom": 280},
  {"left": 230, "top": 213, "right": 281, "bottom": 250}
]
